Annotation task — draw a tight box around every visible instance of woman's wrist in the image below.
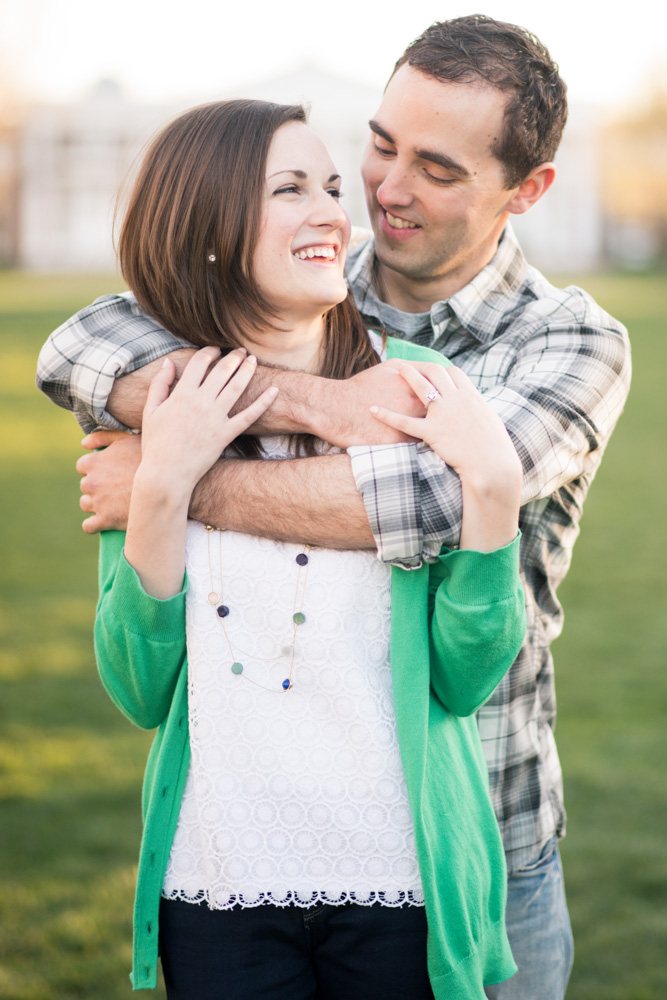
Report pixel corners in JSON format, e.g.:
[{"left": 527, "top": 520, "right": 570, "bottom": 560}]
[
  {"left": 458, "top": 468, "right": 521, "bottom": 552},
  {"left": 132, "top": 462, "right": 194, "bottom": 517}
]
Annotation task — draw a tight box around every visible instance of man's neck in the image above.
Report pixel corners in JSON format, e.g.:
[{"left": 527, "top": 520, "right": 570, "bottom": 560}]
[{"left": 373, "top": 230, "right": 504, "bottom": 314}]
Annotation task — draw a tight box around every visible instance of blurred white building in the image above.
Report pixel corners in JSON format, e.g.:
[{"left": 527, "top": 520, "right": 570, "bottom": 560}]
[
  {"left": 9, "top": 70, "right": 605, "bottom": 273},
  {"left": 18, "top": 79, "right": 170, "bottom": 271},
  {"left": 512, "top": 104, "right": 603, "bottom": 273}
]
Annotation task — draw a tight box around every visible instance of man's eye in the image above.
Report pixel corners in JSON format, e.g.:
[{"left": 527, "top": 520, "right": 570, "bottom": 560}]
[
  {"left": 374, "top": 143, "right": 395, "bottom": 157},
  {"left": 425, "top": 172, "right": 456, "bottom": 186}
]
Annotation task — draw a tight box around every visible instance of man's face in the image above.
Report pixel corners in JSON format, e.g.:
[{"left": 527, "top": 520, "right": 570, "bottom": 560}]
[{"left": 361, "top": 65, "right": 519, "bottom": 294}]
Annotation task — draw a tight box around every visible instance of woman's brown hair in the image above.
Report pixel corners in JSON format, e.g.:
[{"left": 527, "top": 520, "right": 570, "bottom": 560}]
[{"left": 118, "top": 99, "right": 378, "bottom": 454}]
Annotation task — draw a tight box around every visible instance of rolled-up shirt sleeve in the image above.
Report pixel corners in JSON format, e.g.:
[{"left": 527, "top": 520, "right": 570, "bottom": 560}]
[
  {"left": 349, "top": 315, "right": 631, "bottom": 568},
  {"left": 348, "top": 442, "right": 462, "bottom": 567},
  {"left": 36, "top": 292, "right": 193, "bottom": 433}
]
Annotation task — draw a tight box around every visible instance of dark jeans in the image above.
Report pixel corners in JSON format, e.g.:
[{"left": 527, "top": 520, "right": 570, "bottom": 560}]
[{"left": 159, "top": 897, "right": 435, "bottom": 1000}]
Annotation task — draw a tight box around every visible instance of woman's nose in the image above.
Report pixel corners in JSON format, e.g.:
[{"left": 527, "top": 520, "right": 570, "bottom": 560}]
[{"left": 311, "top": 191, "right": 347, "bottom": 230}]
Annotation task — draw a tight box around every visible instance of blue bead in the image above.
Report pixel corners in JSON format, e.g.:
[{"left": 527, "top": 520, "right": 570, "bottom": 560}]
[
  {"left": 295, "top": 553, "right": 309, "bottom": 566},
  {"left": 282, "top": 679, "right": 291, "bottom": 690},
  {"left": 217, "top": 605, "right": 230, "bottom": 618}
]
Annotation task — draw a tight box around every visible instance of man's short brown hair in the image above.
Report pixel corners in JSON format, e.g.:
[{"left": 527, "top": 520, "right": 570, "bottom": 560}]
[{"left": 392, "top": 14, "right": 568, "bottom": 187}]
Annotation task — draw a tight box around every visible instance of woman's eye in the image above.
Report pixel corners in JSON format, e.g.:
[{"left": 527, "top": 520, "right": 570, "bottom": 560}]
[
  {"left": 274, "top": 185, "right": 299, "bottom": 196},
  {"left": 328, "top": 189, "right": 343, "bottom": 199}
]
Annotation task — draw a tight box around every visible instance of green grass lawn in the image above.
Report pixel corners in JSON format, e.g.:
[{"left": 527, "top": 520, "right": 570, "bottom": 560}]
[{"left": 1, "top": 270, "right": 665, "bottom": 998}]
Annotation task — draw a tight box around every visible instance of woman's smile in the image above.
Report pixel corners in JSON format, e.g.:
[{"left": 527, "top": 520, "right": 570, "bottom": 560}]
[
  {"left": 252, "top": 121, "right": 350, "bottom": 329},
  {"left": 292, "top": 244, "right": 339, "bottom": 261}
]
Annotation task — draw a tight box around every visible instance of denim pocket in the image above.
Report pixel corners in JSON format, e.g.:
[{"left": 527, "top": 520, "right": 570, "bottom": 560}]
[{"left": 514, "top": 835, "right": 558, "bottom": 877}]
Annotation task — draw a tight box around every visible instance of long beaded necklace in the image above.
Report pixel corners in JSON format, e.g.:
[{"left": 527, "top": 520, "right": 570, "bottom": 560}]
[{"left": 205, "top": 525, "right": 311, "bottom": 693}]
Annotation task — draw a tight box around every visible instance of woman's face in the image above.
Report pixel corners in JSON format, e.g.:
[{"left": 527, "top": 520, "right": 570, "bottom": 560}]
[{"left": 253, "top": 122, "right": 350, "bottom": 323}]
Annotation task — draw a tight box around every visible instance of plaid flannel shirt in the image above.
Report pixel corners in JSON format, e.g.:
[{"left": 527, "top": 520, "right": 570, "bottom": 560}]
[{"left": 36, "top": 225, "right": 631, "bottom": 869}]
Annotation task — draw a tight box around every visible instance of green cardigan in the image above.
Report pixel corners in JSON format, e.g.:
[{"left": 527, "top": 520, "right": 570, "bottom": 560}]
[{"left": 94, "top": 339, "right": 524, "bottom": 998}]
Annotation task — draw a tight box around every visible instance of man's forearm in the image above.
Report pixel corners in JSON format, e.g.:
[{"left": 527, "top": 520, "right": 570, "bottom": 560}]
[
  {"left": 189, "top": 452, "right": 376, "bottom": 550},
  {"left": 108, "top": 350, "right": 419, "bottom": 445},
  {"left": 108, "top": 349, "right": 327, "bottom": 434}
]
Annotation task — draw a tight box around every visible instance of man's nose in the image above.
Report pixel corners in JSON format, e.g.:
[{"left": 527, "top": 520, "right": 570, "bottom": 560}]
[{"left": 376, "top": 164, "right": 413, "bottom": 208}]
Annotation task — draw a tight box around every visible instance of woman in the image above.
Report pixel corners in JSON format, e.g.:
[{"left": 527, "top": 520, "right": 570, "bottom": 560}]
[{"left": 95, "top": 99, "right": 525, "bottom": 999}]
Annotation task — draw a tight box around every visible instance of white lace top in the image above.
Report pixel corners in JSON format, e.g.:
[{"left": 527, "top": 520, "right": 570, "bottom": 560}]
[{"left": 162, "top": 402, "right": 424, "bottom": 911}]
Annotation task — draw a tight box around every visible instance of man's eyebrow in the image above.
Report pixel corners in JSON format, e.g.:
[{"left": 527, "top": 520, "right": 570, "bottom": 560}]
[
  {"left": 369, "top": 119, "right": 470, "bottom": 179},
  {"left": 416, "top": 148, "right": 470, "bottom": 178},
  {"left": 369, "top": 120, "right": 394, "bottom": 145},
  {"left": 267, "top": 170, "right": 341, "bottom": 183}
]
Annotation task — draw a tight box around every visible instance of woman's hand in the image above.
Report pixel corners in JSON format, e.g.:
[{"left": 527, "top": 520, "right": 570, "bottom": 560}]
[
  {"left": 139, "top": 346, "right": 278, "bottom": 498},
  {"left": 370, "top": 363, "right": 522, "bottom": 551},
  {"left": 124, "top": 347, "right": 278, "bottom": 600}
]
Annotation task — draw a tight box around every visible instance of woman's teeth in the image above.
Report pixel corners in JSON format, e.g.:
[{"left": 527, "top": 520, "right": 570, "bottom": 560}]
[
  {"left": 385, "top": 211, "right": 418, "bottom": 230},
  {"left": 293, "top": 246, "right": 336, "bottom": 260}
]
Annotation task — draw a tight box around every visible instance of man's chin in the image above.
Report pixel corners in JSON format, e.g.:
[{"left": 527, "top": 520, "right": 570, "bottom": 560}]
[{"left": 374, "top": 240, "right": 427, "bottom": 279}]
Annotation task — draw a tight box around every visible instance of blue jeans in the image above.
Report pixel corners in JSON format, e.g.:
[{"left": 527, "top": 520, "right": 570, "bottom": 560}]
[
  {"left": 159, "top": 897, "right": 435, "bottom": 999},
  {"left": 485, "top": 838, "right": 574, "bottom": 1000}
]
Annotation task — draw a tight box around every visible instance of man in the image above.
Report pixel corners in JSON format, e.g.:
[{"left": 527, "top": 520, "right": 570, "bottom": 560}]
[{"left": 37, "top": 15, "right": 631, "bottom": 998}]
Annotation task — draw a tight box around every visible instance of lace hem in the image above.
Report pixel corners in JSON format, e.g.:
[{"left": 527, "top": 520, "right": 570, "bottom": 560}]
[{"left": 162, "top": 887, "right": 425, "bottom": 910}]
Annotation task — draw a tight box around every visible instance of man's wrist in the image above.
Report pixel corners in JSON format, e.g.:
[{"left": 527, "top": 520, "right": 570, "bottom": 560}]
[
  {"left": 188, "top": 462, "right": 225, "bottom": 526},
  {"left": 249, "top": 367, "right": 332, "bottom": 437},
  {"left": 295, "top": 375, "right": 336, "bottom": 439}
]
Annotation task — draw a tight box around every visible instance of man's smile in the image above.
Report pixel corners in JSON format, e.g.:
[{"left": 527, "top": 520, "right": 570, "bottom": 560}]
[{"left": 384, "top": 210, "right": 420, "bottom": 230}]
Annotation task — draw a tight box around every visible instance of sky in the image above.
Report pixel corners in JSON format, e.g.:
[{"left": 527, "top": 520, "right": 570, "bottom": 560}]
[{"left": 2, "top": 0, "right": 666, "bottom": 117}]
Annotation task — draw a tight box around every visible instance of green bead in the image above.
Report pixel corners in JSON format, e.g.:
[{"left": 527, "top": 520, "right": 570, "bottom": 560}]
[
  {"left": 231, "top": 662, "right": 244, "bottom": 675},
  {"left": 293, "top": 612, "right": 306, "bottom": 625}
]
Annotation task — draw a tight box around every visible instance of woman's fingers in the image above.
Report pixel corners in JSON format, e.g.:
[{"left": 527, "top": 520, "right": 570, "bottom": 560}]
[
  {"left": 197, "top": 347, "right": 252, "bottom": 397},
  {"left": 438, "top": 365, "right": 470, "bottom": 390},
  {"left": 213, "top": 354, "right": 259, "bottom": 407},
  {"left": 144, "top": 356, "right": 177, "bottom": 419},
  {"left": 392, "top": 362, "right": 438, "bottom": 403},
  {"left": 227, "top": 385, "right": 280, "bottom": 436},
  {"left": 176, "top": 345, "right": 223, "bottom": 388},
  {"left": 370, "top": 404, "right": 422, "bottom": 439},
  {"left": 396, "top": 361, "right": 467, "bottom": 407}
]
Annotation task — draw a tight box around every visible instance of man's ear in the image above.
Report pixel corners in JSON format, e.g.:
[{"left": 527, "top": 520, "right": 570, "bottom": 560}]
[{"left": 506, "top": 163, "right": 556, "bottom": 216}]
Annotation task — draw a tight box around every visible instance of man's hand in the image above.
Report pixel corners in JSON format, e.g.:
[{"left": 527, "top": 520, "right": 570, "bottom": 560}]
[
  {"left": 312, "top": 359, "right": 427, "bottom": 447},
  {"left": 76, "top": 430, "right": 142, "bottom": 533}
]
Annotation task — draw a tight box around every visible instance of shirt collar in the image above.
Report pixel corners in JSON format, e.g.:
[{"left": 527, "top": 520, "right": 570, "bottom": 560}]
[{"left": 346, "top": 223, "right": 529, "bottom": 345}]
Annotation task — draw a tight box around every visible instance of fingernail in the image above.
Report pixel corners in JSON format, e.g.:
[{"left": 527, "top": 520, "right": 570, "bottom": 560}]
[
  {"left": 162, "top": 358, "right": 170, "bottom": 368},
  {"left": 370, "top": 405, "right": 379, "bottom": 414},
  {"left": 81, "top": 435, "right": 90, "bottom": 445}
]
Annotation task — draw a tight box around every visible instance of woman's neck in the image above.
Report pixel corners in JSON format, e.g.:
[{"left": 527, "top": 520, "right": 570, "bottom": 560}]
[{"left": 240, "top": 314, "right": 326, "bottom": 374}]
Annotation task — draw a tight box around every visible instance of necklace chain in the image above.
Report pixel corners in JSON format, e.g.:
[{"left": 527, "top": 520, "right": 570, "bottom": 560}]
[{"left": 205, "top": 526, "right": 311, "bottom": 693}]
